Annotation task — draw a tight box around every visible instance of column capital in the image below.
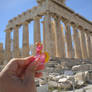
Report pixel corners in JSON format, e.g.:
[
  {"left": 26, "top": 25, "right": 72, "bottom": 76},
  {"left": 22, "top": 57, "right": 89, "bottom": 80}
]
[
  {"left": 78, "top": 25, "right": 83, "bottom": 30},
  {"left": 23, "top": 21, "right": 29, "bottom": 25},
  {"left": 62, "top": 19, "right": 70, "bottom": 25},
  {"left": 44, "top": 12, "right": 52, "bottom": 19},
  {"left": 78, "top": 26, "right": 88, "bottom": 34},
  {"left": 84, "top": 29, "right": 90, "bottom": 34},
  {"left": 13, "top": 25, "right": 20, "bottom": 30},
  {"left": 5, "top": 28, "right": 12, "bottom": 33},
  {"left": 71, "top": 23, "right": 79, "bottom": 29},
  {"left": 85, "top": 29, "right": 92, "bottom": 35},
  {"left": 54, "top": 16, "right": 61, "bottom": 22},
  {"left": 34, "top": 16, "right": 41, "bottom": 20}
]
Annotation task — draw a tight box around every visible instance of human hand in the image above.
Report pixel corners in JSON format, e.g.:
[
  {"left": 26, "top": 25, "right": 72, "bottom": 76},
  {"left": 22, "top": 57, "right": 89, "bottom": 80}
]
[{"left": 0, "top": 56, "right": 45, "bottom": 92}]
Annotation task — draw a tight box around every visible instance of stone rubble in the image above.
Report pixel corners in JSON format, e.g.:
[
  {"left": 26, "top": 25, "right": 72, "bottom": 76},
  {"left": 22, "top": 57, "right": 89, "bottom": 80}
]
[{"left": 35, "top": 62, "right": 92, "bottom": 92}]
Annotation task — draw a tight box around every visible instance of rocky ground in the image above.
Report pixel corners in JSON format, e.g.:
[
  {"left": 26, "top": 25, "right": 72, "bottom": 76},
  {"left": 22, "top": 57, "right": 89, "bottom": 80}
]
[{"left": 35, "top": 58, "right": 92, "bottom": 92}]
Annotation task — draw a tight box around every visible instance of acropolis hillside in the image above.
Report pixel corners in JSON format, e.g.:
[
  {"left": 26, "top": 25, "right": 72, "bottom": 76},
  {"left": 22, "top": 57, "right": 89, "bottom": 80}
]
[{"left": 0, "top": 0, "right": 92, "bottom": 91}]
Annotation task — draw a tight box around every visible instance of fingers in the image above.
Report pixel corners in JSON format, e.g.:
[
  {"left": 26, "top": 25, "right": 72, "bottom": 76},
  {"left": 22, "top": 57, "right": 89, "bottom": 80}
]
[
  {"left": 24, "top": 56, "right": 35, "bottom": 66},
  {"left": 34, "top": 64, "right": 44, "bottom": 78},
  {"left": 1, "top": 56, "right": 35, "bottom": 77},
  {"left": 24, "top": 60, "right": 40, "bottom": 80},
  {"left": 35, "top": 72, "right": 43, "bottom": 78},
  {"left": 1, "top": 56, "right": 45, "bottom": 82},
  {"left": 35, "top": 64, "right": 45, "bottom": 71}
]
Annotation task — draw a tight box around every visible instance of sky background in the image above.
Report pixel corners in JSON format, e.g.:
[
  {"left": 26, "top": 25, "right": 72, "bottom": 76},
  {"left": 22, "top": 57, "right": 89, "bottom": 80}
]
[{"left": 0, "top": 0, "right": 92, "bottom": 49}]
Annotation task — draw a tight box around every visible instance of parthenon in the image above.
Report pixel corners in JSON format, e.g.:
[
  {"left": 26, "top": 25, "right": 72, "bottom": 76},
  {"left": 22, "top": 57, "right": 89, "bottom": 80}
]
[{"left": 0, "top": 0, "right": 92, "bottom": 66}]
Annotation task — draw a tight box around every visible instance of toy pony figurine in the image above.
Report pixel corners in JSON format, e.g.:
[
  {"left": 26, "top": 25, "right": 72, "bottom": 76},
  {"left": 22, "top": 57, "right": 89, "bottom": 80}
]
[
  {"left": 18, "top": 42, "right": 49, "bottom": 78},
  {"left": 26, "top": 42, "right": 49, "bottom": 65},
  {"left": 35, "top": 42, "right": 49, "bottom": 64}
]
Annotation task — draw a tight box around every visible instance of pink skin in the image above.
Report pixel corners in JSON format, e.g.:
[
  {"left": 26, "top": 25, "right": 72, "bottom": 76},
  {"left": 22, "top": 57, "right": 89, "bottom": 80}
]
[{"left": 0, "top": 56, "right": 45, "bottom": 92}]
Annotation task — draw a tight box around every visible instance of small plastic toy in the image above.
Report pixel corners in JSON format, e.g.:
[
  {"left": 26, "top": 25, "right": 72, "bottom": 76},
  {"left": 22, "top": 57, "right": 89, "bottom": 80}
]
[
  {"left": 18, "top": 42, "right": 49, "bottom": 78},
  {"left": 35, "top": 42, "right": 49, "bottom": 64}
]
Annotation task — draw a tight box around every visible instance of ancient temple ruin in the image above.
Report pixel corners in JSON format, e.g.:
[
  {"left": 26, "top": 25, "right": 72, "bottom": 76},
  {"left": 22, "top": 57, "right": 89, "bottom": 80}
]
[{"left": 0, "top": 0, "right": 92, "bottom": 66}]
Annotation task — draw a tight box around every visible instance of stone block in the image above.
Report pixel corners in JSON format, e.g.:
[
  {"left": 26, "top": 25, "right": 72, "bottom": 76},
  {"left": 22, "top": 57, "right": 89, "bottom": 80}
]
[{"left": 37, "top": 84, "right": 48, "bottom": 92}]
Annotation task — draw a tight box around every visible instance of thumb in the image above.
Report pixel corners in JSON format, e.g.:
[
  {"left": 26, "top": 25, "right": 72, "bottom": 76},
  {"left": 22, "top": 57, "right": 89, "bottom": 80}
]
[{"left": 24, "top": 59, "right": 40, "bottom": 83}]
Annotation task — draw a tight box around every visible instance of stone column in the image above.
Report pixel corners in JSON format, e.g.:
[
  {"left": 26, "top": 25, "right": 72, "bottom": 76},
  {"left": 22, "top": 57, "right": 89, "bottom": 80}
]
[
  {"left": 33, "top": 17, "right": 41, "bottom": 55},
  {"left": 22, "top": 21, "right": 29, "bottom": 57},
  {"left": 5, "top": 29, "right": 11, "bottom": 62},
  {"left": 44, "top": 12, "right": 55, "bottom": 57},
  {"left": 79, "top": 27, "right": 88, "bottom": 59},
  {"left": 61, "top": 24, "right": 66, "bottom": 57},
  {"left": 72, "top": 25, "right": 82, "bottom": 59},
  {"left": 0, "top": 43, "right": 4, "bottom": 64},
  {"left": 13, "top": 26, "right": 20, "bottom": 58},
  {"left": 90, "top": 33, "right": 92, "bottom": 59},
  {"left": 34, "top": 17, "right": 41, "bottom": 44},
  {"left": 54, "top": 17, "right": 65, "bottom": 57},
  {"left": 42, "top": 21, "right": 46, "bottom": 52},
  {"left": 64, "top": 20, "right": 73, "bottom": 58},
  {"left": 85, "top": 31, "right": 92, "bottom": 59},
  {"left": 30, "top": 44, "right": 35, "bottom": 55},
  {"left": 51, "top": 20, "right": 56, "bottom": 56}
]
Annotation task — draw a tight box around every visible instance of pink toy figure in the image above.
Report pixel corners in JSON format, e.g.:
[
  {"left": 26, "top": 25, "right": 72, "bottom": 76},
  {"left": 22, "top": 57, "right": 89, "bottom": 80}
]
[
  {"left": 18, "top": 42, "right": 49, "bottom": 78},
  {"left": 35, "top": 42, "right": 49, "bottom": 64}
]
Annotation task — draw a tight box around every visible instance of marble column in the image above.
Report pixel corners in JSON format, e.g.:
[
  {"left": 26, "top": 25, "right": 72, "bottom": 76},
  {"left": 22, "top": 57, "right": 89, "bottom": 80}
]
[
  {"left": 51, "top": 20, "right": 56, "bottom": 56},
  {"left": 13, "top": 26, "right": 20, "bottom": 58},
  {"left": 5, "top": 29, "right": 11, "bottom": 62},
  {"left": 61, "top": 24, "right": 66, "bottom": 57},
  {"left": 22, "top": 21, "right": 29, "bottom": 57},
  {"left": 79, "top": 27, "right": 88, "bottom": 59},
  {"left": 34, "top": 17, "right": 41, "bottom": 44},
  {"left": 33, "top": 17, "right": 41, "bottom": 55},
  {"left": 0, "top": 43, "right": 4, "bottom": 64},
  {"left": 90, "top": 34, "right": 92, "bottom": 59},
  {"left": 42, "top": 21, "right": 46, "bottom": 52},
  {"left": 72, "top": 25, "right": 82, "bottom": 58},
  {"left": 44, "top": 13, "right": 54, "bottom": 57},
  {"left": 85, "top": 31, "right": 92, "bottom": 59},
  {"left": 55, "top": 17, "right": 65, "bottom": 57},
  {"left": 64, "top": 21, "right": 73, "bottom": 58}
]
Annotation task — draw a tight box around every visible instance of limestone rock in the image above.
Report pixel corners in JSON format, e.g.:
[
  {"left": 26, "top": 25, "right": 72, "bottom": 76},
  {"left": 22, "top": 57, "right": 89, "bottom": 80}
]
[
  {"left": 74, "top": 72, "right": 85, "bottom": 82},
  {"left": 49, "top": 75, "right": 64, "bottom": 81},
  {"left": 52, "top": 90, "right": 58, "bottom": 92},
  {"left": 76, "top": 80, "right": 85, "bottom": 87},
  {"left": 58, "top": 78, "right": 67, "bottom": 83},
  {"left": 39, "top": 79, "right": 47, "bottom": 85},
  {"left": 72, "top": 64, "right": 92, "bottom": 72},
  {"left": 58, "top": 77, "right": 72, "bottom": 89},
  {"left": 37, "top": 84, "right": 48, "bottom": 92},
  {"left": 86, "top": 70, "right": 92, "bottom": 83},
  {"left": 48, "top": 81, "right": 58, "bottom": 88},
  {"left": 74, "top": 71, "right": 89, "bottom": 87},
  {"left": 59, "top": 81, "right": 72, "bottom": 89}
]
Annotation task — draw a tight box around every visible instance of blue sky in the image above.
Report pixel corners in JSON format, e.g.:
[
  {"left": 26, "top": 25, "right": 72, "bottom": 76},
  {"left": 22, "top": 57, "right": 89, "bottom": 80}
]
[{"left": 0, "top": 0, "right": 92, "bottom": 49}]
